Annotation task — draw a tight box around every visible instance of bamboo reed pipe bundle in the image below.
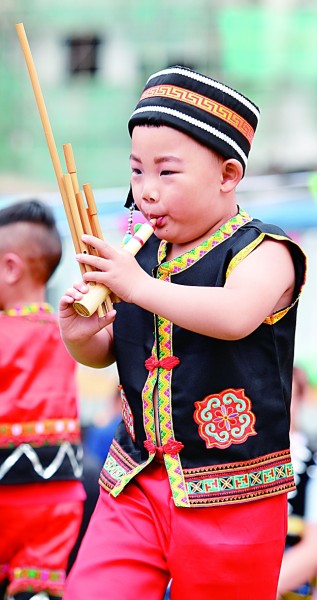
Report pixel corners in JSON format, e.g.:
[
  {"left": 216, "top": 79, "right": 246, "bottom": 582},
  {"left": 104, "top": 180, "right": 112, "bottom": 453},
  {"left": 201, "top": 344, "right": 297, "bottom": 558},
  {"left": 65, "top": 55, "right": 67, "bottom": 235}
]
[
  {"left": 16, "top": 22, "right": 156, "bottom": 318},
  {"left": 16, "top": 24, "right": 75, "bottom": 243},
  {"left": 16, "top": 22, "right": 110, "bottom": 315},
  {"left": 72, "top": 219, "right": 157, "bottom": 317},
  {"left": 62, "top": 144, "right": 109, "bottom": 316}
]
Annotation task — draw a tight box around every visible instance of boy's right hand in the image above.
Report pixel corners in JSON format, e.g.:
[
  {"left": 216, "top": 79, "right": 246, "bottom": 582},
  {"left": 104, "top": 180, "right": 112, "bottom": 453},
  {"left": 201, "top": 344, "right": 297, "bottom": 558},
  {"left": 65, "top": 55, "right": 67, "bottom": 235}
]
[{"left": 58, "top": 280, "right": 117, "bottom": 343}]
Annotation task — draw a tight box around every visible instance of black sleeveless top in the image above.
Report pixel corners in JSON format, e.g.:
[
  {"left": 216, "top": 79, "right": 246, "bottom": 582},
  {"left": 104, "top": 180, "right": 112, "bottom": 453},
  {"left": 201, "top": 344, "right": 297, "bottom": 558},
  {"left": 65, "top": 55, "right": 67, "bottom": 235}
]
[{"left": 100, "top": 207, "right": 306, "bottom": 508}]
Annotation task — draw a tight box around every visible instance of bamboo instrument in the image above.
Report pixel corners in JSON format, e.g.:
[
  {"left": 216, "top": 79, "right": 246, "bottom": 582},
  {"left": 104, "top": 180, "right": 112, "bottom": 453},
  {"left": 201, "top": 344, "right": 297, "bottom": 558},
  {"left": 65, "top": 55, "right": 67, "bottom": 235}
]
[
  {"left": 62, "top": 144, "right": 109, "bottom": 317},
  {"left": 16, "top": 22, "right": 156, "bottom": 317},
  {"left": 72, "top": 219, "right": 156, "bottom": 316}
]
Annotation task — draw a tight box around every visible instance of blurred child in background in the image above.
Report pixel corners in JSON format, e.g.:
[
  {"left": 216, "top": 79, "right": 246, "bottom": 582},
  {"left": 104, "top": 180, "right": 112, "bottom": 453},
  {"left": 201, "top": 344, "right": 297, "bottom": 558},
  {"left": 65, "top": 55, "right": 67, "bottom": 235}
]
[
  {"left": 278, "top": 366, "right": 317, "bottom": 599},
  {"left": 0, "top": 200, "right": 85, "bottom": 600}
]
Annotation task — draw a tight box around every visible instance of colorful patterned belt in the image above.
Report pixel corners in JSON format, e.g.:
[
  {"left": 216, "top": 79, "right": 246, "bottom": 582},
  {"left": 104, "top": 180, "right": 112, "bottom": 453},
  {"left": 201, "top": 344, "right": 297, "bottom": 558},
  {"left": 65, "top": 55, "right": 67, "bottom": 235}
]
[{"left": 0, "top": 418, "right": 81, "bottom": 448}]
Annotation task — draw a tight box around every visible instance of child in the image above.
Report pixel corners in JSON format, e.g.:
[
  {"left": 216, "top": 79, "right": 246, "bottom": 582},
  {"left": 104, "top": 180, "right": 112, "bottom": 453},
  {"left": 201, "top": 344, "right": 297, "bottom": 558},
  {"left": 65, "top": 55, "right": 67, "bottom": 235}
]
[
  {"left": 59, "top": 66, "right": 307, "bottom": 600},
  {"left": 277, "top": 367, "right": 317, "bottom": 598},
  {"left": 0, "top": 200, "right": 85, "bottom": 600}
]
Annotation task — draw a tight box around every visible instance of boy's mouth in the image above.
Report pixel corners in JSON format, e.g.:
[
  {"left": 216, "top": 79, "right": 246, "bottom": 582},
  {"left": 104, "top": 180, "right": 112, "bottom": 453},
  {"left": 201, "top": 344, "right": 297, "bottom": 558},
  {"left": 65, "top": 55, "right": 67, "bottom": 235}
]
[{"left": 155, "top": 216, "right": 165, "bottom": 227}]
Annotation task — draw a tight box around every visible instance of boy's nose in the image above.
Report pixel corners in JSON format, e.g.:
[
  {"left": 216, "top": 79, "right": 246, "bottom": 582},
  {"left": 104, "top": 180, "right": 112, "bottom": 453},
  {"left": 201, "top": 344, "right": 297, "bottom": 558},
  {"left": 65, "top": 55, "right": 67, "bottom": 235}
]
[{"left": 142, "top": 186, "right": 159, "bottom": 203}]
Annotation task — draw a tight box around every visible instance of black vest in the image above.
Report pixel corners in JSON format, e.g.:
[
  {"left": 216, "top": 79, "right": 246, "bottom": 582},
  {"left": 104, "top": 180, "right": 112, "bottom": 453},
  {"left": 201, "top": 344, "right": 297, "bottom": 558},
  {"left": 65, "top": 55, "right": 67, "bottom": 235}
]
[{"left": 100, "top": 208, "right": 306, "bottom": 507}]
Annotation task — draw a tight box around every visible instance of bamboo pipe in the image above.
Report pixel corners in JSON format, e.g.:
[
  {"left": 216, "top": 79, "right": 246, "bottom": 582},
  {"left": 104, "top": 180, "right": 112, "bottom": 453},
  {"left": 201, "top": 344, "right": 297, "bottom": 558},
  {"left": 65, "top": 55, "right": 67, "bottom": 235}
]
[
  {"left": 62, "top": 146, "right": 112, "bottom": 314},
  {"left": 63, "top": 144, "right": 92, "bottom": 236},
  {"left": 63, "top": 144, "right": 95, "bottom": 245},
  {"left": 63, "top": 144, "right": 108, "bottom": 316},
  {"left": 81, "top": 183, "right": 113, "bottom": 313},
  {"left": 63, "top": 143, "right": 79, "bottom": 192},
  {"left": 16, "top": 23, "right": 154, "bottom": 318},
  {"left": 63, "top": 174, "right": 87, "bottom": 254},
  {"left": 15, "top": 24, "right": 79, "bottom": 247},
  {"left": 83, "top": 183, "right": 104, "bottom": 240},
  {"left": 72, "top": 219, "right": 157, "bottom": 317},
  {"left": 16, "top": 23, "right": 96, "bottom": 289}
]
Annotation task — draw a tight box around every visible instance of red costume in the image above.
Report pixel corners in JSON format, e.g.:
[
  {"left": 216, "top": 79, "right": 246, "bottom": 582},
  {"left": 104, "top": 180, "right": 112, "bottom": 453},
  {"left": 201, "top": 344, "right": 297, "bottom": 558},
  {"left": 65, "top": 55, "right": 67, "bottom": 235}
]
[{"left": 0, "top": 304, "right": 85, "bottom": 599}]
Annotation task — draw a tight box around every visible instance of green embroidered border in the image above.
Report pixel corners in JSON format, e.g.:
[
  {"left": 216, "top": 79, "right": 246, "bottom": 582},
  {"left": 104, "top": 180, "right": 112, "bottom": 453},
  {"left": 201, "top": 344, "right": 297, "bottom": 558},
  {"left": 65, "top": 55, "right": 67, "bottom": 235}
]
[
  {"left": 9, "top": 566, "right": 64, "bottom": 597},
  {"left": 99, "top": 439, "right": 154, "bottom": 496},
  {"left": 157, "top": 207, "right": 252, "bottom": 272},
  {"left": 184, "top": 450, "right": 295, "bottom": 506},
  {"left": 100, "top": 443, "right": 295, "bottom": 507}
]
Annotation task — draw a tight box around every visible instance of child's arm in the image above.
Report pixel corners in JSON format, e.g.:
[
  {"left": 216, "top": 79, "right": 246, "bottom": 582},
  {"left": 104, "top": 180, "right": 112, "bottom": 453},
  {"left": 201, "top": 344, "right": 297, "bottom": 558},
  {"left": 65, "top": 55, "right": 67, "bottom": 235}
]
[
  {"left": 76, "top": 234, "right": 296, "bottom": 341},
  {"left": 59, "top": 280, "right": 116, "bottom": 368},
  {"left": 276, "top": 522, "right": 317, "bottom": 596}
]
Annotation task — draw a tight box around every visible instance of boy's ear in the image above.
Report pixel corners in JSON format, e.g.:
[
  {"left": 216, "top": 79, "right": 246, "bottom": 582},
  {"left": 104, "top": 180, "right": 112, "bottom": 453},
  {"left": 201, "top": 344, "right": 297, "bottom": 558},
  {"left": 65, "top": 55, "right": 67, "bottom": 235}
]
[
  {"left": 220, "top": 159, "right": 243, "bottom": 192},
  {"left": 2, "top": 252, "right": 25, "bottom": 284}
]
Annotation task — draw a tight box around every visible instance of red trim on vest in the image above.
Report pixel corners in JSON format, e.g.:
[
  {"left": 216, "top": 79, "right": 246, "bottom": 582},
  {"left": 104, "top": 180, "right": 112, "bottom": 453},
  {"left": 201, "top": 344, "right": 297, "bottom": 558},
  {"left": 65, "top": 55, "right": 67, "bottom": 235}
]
[
  {"left": 144, "top": 355, "right": 180, "bottom": 372},
  {"left": 144, "top": 439, "right": 184, "bottom": 455}
]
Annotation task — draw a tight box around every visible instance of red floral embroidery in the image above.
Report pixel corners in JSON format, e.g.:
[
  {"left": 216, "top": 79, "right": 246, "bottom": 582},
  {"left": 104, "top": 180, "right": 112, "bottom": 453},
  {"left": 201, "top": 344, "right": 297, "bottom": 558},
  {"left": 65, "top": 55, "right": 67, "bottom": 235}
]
[
  {"left": 194, "top": 388, "right": 256, "bottom": 450},
  {"left": 145, "top": 355, "right": 180, "bottom": 372}
]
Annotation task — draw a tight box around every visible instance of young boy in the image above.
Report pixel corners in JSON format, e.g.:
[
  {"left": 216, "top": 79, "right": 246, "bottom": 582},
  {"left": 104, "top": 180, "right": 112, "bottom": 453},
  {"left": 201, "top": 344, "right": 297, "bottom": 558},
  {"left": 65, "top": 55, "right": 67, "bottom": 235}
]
[
  {"left": 59, "top": 66, "right": 307, "bottom": 600},
  {"left": 0, "top": 200, "right": 85, "bottom": 600}
]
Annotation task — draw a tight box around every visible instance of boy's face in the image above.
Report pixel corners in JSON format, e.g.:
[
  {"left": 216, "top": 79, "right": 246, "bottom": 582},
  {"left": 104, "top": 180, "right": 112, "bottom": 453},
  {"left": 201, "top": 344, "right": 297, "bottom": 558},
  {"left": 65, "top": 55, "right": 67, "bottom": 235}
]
[{"left": 130, "top": 125, "right": 237, "bottom": 247}]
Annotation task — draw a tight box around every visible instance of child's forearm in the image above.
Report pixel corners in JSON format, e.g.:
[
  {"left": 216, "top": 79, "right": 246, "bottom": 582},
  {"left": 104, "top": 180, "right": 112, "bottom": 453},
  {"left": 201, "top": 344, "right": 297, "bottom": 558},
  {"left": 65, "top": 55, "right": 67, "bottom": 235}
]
[
  {"left": 131, "top": 278, "right": 252, "bottom": 340},
  {"left": 277, "top": 537, "right": 317, "bottom": 594},
  {"left": 62, "top": 327, "right": 115, "bottom": 368},
  {"left": 130, "top": 238, "right": 295, "bottom": 340},
  {"left": 78, "top": 235, "right": 295, "bottom": 340}
]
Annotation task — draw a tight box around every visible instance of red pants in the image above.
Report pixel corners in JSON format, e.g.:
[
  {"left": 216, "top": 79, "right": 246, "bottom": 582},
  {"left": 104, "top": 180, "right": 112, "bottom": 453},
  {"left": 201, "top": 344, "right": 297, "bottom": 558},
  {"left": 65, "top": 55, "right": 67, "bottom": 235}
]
[
  {"left": 65, "top": 460, "right": 287, "bottom": 600},
  {"left": 0, "top": 496, "right": 83, "bottom": 598}
]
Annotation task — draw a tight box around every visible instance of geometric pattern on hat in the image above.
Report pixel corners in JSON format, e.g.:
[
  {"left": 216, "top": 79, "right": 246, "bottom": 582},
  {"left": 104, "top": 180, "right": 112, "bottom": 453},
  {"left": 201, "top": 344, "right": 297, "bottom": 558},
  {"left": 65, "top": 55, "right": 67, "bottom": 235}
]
[
  {"left": 128, "top": 65, "right": 260, "bottom": 173},
  {"left": 141, "top": 85, "right": 255, "bottom": 143},
  {"left": 132, "top": 104, "right": 250, "bottom": 167},
  {"left": 146, "top": 67, "right": 260, "bottom": 121}
]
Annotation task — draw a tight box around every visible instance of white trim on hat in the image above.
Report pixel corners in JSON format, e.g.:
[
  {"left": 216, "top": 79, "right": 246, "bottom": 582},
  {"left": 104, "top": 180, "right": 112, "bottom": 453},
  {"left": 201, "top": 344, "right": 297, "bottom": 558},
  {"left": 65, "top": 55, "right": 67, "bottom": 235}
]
[
  {"left": 130, "top": 105, "right": 248, "bottom": 166},
  {"left": 147, "top": 67, "right": 260, "bottom": 121}
]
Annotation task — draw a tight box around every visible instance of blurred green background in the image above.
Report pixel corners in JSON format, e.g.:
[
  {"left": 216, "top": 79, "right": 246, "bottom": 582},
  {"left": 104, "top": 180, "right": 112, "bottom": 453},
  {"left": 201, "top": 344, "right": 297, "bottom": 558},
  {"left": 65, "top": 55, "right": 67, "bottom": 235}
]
[
  {"left": 1, "top": 0, "right": 317, "bottom": 419},
  {"left": 2, "top": 0, "right": 317, "bottom": 190}
]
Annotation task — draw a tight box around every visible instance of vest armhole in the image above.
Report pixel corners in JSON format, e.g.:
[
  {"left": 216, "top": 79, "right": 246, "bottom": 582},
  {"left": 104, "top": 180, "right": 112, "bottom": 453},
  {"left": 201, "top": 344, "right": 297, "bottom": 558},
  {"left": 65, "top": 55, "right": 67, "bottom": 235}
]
[{"left": 226, "top": 232, "right": 301, "bottom": 326}]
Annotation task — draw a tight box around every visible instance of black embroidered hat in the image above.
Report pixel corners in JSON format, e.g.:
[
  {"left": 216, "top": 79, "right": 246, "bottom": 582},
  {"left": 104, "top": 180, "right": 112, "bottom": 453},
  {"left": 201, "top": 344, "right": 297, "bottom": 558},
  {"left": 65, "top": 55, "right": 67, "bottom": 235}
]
[{"left": 125, "top": 65, "right": 260, "bottom": 208}]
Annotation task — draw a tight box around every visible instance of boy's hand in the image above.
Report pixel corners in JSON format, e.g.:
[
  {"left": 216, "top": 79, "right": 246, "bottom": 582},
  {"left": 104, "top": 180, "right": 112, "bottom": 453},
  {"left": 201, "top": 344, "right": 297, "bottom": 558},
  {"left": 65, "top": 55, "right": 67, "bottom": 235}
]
[
  {"left": 75, "top": 234, "right": 149, "bottom": 304},
  {"left": 59, "top": 279, "right": 116, "bottom": 343}
]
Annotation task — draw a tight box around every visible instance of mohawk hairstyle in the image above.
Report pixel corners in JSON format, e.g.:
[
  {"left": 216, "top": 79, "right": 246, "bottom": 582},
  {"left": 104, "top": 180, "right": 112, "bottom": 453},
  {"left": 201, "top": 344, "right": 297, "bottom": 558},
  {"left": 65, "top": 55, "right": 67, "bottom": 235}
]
[
  {"left": 0, "top": 199, "right": 62, "bottom": 283},
  {"left": 0, "top": 199, "right": 56, "bottom": 228}
]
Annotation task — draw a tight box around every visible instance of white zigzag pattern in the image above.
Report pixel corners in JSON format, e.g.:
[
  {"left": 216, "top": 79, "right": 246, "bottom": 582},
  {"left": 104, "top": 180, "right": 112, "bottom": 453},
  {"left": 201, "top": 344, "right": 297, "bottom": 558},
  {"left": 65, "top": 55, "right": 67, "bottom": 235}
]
[
  {"left": 0, "top": 442, "right": 83, "bottom": 480},
  {"left": 8, "top": 594, "right": 50, "bottom": 600}
]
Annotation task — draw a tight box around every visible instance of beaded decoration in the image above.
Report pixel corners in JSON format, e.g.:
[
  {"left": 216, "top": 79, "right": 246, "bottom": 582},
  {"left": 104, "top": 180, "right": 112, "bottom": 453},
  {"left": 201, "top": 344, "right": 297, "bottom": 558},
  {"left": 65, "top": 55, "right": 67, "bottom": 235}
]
[
  {"left": 122, "top": 201, "right": 136, "bottom": 245},
  {"left": 3, "top": 303, "right": 54, "bottom": 316}
]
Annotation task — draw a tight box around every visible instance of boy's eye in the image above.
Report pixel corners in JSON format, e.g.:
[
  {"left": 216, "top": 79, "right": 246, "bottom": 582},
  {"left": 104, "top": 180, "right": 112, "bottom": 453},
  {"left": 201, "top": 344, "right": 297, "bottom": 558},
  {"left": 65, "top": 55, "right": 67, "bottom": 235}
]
[
  {"left": 131, "top": 168, "right": 142, "bottom": 175},
  {"left": 161, "top": 170, "right": 175, "bottom": 176}
]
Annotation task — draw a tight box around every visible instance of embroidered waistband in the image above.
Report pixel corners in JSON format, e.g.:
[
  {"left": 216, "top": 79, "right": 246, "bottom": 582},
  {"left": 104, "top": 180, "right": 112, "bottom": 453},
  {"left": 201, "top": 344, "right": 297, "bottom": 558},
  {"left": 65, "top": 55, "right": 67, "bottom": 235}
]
[
  {"left": 9, "top": 566, "right": 65, "bottom": 597},
  {"left": 100, "top": 442, "right": 295, "bottom": 508},
  {"left": 0, "top": 418, "right": 81, "bottom": 448}
]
